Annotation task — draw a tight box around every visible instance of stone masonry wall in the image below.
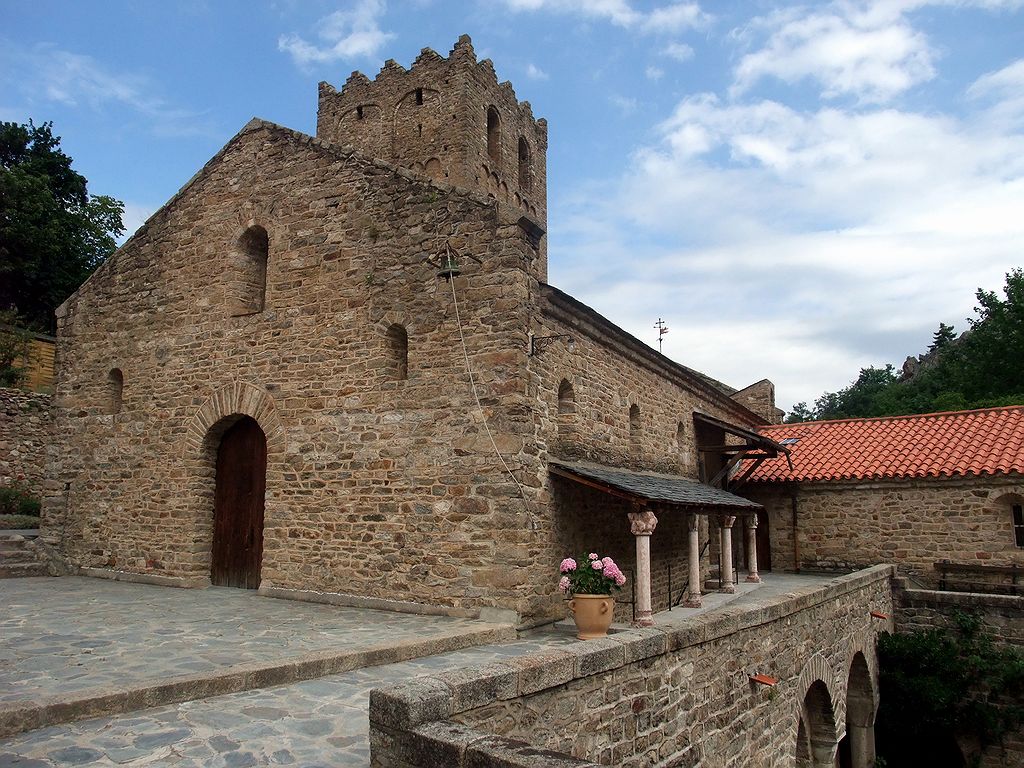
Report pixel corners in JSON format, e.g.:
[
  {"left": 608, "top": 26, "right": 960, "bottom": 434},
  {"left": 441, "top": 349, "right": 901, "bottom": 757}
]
[
  {"left": 0, "top": 387, "right": 53, "bottom": 497},
  {"left": 369, "top": 566, "right": 894, "bottom": 767},
  {"left": 318, "top": 35, "right": 549, "bottom": 279},
  {"left": 42, "top": 119, "right": 551, "bottom": 620},
  {"left": 518, "top": 286, "right": 766, "bottom": 622},
  {"left": 893, "top": 582, "right": 1024, "bottom": 767},
  {"left": 744, "top": 477, "right": 1024, "bottom": 585}
]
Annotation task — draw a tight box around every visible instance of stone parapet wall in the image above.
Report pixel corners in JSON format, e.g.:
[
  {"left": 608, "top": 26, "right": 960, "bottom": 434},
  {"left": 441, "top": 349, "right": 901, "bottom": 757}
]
[
  {"left": 745, "top": 477, "right": 1024, "bottom": 584},
  {"left": 0, "top": 387, "right": 53, "bottom": 497},
  {"left": 894, "top": 580, "right": 1023, "bottom": 646},
  {"left": 893, "top": 581, "right": 1023, "bottom": 767},
  {"left": 369, "top": 566, "right": 894, "bottom": 767}
]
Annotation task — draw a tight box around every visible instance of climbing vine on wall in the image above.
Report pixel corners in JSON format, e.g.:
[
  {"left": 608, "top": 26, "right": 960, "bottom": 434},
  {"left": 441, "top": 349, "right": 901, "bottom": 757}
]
[{"left": 876, "top": 611, "right": 1024, "bottom": 767}]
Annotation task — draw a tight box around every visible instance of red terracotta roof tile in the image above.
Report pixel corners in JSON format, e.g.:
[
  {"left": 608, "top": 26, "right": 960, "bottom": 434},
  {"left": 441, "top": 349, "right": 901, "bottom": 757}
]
[{"left": 745, "top": 406, "right": 1024, "bottom": 483}]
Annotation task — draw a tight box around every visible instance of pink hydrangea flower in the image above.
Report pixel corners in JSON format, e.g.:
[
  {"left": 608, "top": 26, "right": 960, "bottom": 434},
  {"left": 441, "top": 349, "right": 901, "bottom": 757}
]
[
  {"left": 559, "top": 558, "right": 577, "bottom": 573},
  {"left": 601, "top": 556, "right": 613, "bottom": 567},
  {"left": 615, "top": 573, "right": 627, "bottom": 586},
  {"left": 591, "top": 560, "right": 603, "bottom": 570},
  {"left": 588, "top": 552, "right": 599, "bottom": 560},
  {"left": 558, "top": 576, "right": 571, "bottom": 593}
]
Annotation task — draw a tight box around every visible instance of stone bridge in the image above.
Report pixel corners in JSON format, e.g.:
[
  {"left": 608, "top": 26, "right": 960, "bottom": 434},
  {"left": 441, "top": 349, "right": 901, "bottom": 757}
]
[{"left": 369, "top": 565, "right": 894, "bottom": 768}]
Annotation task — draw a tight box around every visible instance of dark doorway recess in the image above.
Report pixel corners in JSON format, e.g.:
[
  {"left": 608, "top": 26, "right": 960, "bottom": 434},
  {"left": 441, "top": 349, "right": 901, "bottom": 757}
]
[
  {"left": 211, "top": 416, "right": 267, "bottom": 588},
  {"left": 756, "top": 509, "right": 772, "bottom": 572}
]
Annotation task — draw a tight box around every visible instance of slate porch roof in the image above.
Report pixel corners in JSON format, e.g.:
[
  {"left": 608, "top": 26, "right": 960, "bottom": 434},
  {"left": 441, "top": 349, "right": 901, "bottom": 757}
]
[
  {"left": 549, "top": 460, "right": 762, "bottom": 511},
  {"left": 745, "top": 405, "right": 1024, "bottom": 483}
]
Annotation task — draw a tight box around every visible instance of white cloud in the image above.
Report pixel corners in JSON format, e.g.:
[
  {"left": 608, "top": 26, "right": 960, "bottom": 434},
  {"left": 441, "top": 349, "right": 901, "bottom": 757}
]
[
  {"left": 608, "top": 94, "right": 638, "bottom": 115},
  {"left": 499, "top": 0, "right": 709, "bottom": 32},
  {"left": 646, "top": 66, "right": 665, "bottom": 80},
  {"left": 526, "top": 62, "right": 550, "bottom": 80},
  {"left": 731, "top": 3, "right": 935, "bottom": 103},
  {"left": 551, "top": 63, "right": 1024, "bottom": 410},
  {"left": 663, "top": 42, "right": 695, "bottom": 62},
  {"left": 0, "top": 41, "right": 211, "bottom": 137},
  {"left": 278, "top": 0, "right": 394, "bottom": 67}
]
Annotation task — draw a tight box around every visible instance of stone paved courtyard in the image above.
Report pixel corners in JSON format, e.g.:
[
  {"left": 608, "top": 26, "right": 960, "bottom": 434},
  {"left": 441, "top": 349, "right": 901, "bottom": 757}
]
[
  {"left": 0, "top": 577, "right": 510, "bottom": 706},
  {"left": 0, "top": 573, "right": 833, "bottom": 767},
  {"left": 0, "top": 634, "right": 577, "bottom": 767}
]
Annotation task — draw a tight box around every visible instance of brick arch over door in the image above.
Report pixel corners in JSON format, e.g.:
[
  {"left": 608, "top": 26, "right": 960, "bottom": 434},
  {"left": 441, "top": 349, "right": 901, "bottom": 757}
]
[
  {"left": 185, "top": 382, "right": 286, "bottom": 458},
  {"left": 795, "top": 652, "right": 842, "bottom": 741}
]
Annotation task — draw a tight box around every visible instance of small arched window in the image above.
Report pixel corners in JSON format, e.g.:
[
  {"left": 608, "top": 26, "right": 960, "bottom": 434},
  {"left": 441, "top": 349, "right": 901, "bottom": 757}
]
[
  {"left": 1013, "top": 502, "right": 1024, "bottom": 548},
  {"left": 386, "top": 324, "right": 408, "bottom": 381},
  {"left": 557, "top": 379, "right": 575, "bottom": 415},
  {"left": 486, "top": 107, "right": 501, "bottom": 164},
  {"left": 629, "top": 404, "right": 641, "bottom": 440},
  {"left": 107, "top": 368, "right": 123, "bottom": 415},
  {"left": 232, "top": 225, "right": 269, "bottom": 316},
  {"left": 517, "top": 137, "right": 531, "bottom": 192},
  {"left": 676, "top": 421, "right": 687, "bottom": 447}
]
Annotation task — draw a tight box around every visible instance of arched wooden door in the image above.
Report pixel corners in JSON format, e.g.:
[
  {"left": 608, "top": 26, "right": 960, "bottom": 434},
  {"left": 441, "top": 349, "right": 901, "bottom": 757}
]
[{"left": 211, "top": 416, "right": 266, "bottom": 588}]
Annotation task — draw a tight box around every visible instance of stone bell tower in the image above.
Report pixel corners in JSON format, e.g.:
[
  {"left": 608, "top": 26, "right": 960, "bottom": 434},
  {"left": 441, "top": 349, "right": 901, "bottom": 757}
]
[{"left": 316, "top": 34, "right": 549, "bottom": 278}]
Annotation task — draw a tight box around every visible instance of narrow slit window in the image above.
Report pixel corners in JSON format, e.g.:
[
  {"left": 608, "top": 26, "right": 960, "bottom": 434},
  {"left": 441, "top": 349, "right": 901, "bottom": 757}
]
[
  {"left": 557, "top": 379, "right": 575, "bottom": 415},
  {"left": 415, "top": 88, "right": 424, "bottom": 105},
  {"left": 629, "top": 404, "right": 641, "bottom": 440},
  {"left": 232, "top": 225, "right": 269, "bottom": 316},
  {"left": 1013, "top": 504, "right": 1024, "bottom": 548},
  {"left": 386, "top": 324, "right": 408, "bottom": 381},
  {"left": 107, "top": 368, "right": 123, "bottom": 415},
  {"left": 517, "top": 137, "right": 531, "bottom": 192},
  {"left": 487, "top": 107, "right": 501, "bottom": 163}
]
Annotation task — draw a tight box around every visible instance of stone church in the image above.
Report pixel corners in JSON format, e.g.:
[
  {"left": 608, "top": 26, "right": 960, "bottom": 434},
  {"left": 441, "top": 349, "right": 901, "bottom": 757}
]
[{"left": 40, "top": 35, "right": 782, "bottom": 626}]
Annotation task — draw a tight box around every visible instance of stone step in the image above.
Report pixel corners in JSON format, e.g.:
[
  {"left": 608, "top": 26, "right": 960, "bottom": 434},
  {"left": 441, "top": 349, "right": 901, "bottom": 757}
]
[
  {"left": 0, "top": 538, "right": 27, "bottom": 552},
  {"left": 0, "top": 562, "right": 48, "bottom": 578},
  {"left": 0, "top": 550, "right": 39, "bottom": 565}
]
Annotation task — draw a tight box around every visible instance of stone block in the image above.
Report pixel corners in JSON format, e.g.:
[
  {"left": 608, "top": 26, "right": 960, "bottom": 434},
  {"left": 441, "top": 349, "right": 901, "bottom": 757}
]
[
  {"left": 436, "top": 662, "right": 518, "bottom": 712},
  {"left": 465, "top": 734, "right": 600, "bottom": 768},
  {"left": 369, "top": 679, "right": 453, "bottom": 730},
  {"left": 511, "top": 650, "right": 576, "bottom": 696},
  {"left": 615, "top": 628, "right": 668, "bottom": 664},
  {"left": 564, "top": 637, "right": 624, "bottom": 677}
]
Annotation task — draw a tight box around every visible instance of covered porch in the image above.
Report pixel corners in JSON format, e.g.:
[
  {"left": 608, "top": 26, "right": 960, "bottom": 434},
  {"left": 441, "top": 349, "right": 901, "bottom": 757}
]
[{"left": 550, "top": 460, "right": 767, "bottom": 626}]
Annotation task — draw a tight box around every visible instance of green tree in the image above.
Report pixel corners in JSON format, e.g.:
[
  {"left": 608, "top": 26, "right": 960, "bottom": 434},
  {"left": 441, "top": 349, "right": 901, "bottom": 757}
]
[
  {"left": 812, "top": 364, "right": 899, "bottom": 420},
  {"left": 929, "top": 322, "right": 956, "bottom": 353},
  {"left": 0, "top": 120, "right": 124, "bottom": 332},
  {"left": 0, "top": 308, "right": 32, "bottom": 388},
  {"left": 785, "top": 401, "right": 816, "bottom": 423}
]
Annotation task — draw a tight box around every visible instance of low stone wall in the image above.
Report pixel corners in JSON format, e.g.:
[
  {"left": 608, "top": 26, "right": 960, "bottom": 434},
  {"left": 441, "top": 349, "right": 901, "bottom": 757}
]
[
  {"left": 894, "top": 579, "right": 1023, "bottom": 646},
  {"left": 893, "top": 581, "right": 1023, "bottom": 767},
  {"left": 369, "top": 565, "right": 894, "bottom": 767},
  {"left": 0, "top": 387, "right": 53, "bottom": 497}
]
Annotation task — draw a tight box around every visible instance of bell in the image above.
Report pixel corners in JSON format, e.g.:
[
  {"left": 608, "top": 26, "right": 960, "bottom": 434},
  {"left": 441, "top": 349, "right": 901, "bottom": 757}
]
[{"left": 437, "top": 248, "right": 461, "bottom": 281}]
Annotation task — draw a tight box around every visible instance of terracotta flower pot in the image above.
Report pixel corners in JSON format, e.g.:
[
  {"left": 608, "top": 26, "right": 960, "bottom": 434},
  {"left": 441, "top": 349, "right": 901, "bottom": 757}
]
[{"left": 569, "top": 593, "right": 615, "bottom": 640}]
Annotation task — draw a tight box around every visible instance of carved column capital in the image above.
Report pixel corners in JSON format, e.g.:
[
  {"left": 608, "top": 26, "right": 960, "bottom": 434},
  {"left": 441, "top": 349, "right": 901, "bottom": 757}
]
[
  {"left": 721, "top": 514, "right": 736, "bottom": 529},
  {"left": 628, "top": 509, "right": 658, "bottom": 536},
  {"left": 688, "top": 513, "right": 700, "bottom": 532},
  {"left": 747, "top": 513, "right": 759, "bottom": 529}
]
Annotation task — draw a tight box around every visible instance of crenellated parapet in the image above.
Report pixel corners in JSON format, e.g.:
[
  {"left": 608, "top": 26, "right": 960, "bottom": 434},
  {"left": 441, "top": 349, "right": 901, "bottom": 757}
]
[{"left": 317, "top": 34, "right": 548, "bottom": 276}]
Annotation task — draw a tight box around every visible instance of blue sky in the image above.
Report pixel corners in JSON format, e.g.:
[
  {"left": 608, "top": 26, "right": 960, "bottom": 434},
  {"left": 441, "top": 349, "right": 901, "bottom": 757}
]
[{"left": 4, "top": 0, "right": 1024, "bottom": 412}]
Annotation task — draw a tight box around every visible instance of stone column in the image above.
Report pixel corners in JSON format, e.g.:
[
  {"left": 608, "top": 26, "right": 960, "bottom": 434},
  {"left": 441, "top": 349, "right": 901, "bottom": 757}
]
[
  {"left": 720, "top": 515, "right": 736, "bottom": 593},
  {"left": 683, "top": 513, "right": 702, "bottom": 608},
  {"left": 628, "top": 507, "right": 658, "bottom": 627},
  {"left": 746, "top": 514, "right": 761, "bottom": 583}
]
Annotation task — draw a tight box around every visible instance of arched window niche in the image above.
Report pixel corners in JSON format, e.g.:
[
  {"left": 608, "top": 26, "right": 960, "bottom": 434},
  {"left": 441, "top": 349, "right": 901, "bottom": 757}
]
[
  {"left": 557, "top": 379, "right": 575, "bottom": 416},
  {"left": 386, "top": 324, "right": 409, "bottom": 381},
  {"left": 230, "top": 224, "right": 269, "bottom": 316},
  {"left": 517, "top": 137, "right": 531, "bottom": 192},
  {"left": 486, "top": 107, "right": 501, "bottom": 165},
  {"left": 629, "top": 404, "right": 641, "bottom": 441},
  {"left": 107, "top": 368, "right": 124, "bottom": 415}
]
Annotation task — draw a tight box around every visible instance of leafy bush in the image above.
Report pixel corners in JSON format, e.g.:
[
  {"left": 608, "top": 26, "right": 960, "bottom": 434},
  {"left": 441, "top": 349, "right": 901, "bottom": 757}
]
[
  {"left": 0, "top": 477, "right": 40, "bottom": 517},
  {"left": 876, "top": 611, "right": 1024, "bottom": 767}
]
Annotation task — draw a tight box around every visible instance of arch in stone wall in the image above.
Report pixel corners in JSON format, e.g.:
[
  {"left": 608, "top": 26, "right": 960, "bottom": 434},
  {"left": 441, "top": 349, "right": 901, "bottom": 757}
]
[
  {"left": 185, "top": 382, "right": 285, "bottom": 460},
  {"left": 839, "top": 651, "right": 877, "bottom": 768},
  {"left": 794, "top": 653, "right": 841, "bottom": 768},
  {"left": 182, "top": 382, "right": 286, "bottom": 580}
]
